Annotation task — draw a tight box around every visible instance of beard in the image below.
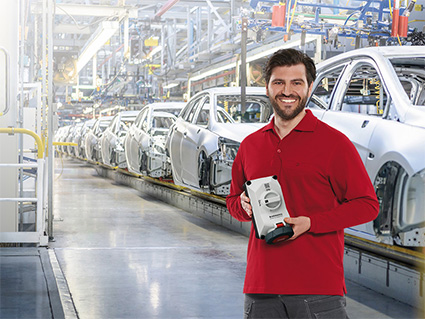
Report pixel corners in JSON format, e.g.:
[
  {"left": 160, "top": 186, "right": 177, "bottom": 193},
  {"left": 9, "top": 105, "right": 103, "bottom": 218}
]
[{"left": 270, "top": 94, "right": 308, "bottom": 121}]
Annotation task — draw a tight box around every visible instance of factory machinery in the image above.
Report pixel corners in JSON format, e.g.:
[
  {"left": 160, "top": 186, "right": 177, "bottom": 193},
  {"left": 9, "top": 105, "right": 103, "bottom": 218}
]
[{"left": 246, "top": 0, "right": 425, "bottom": 47}]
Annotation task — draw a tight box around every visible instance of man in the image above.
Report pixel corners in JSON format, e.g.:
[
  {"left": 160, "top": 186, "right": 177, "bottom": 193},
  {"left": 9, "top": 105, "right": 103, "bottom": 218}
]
[{"left": 226, "top": 48, "right": 379, "bottom": 318}]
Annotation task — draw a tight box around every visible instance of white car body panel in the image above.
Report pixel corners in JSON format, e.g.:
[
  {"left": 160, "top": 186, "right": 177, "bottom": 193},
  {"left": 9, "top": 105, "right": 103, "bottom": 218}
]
[
  {"left": 308, "top": 46, "right": 425, "bottom": 246},
  {"left": 100, "top": 111, "right": 138, "bottom": 167}
]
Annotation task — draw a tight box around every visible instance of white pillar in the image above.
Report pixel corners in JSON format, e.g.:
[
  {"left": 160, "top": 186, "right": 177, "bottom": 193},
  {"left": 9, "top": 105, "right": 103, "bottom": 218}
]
[{"left": 0, "top": 0, "right": 19, "bottom": 231}]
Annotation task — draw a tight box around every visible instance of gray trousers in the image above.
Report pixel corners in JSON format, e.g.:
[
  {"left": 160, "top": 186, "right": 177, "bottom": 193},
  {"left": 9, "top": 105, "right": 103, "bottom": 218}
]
[{"left": 244, "top": 294, "right": 348, "bottom": 319}]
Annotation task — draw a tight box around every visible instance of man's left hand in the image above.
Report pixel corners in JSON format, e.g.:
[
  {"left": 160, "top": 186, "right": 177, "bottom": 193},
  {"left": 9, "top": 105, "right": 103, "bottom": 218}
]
[{"left": 284, "top": 216, "right": 311, "bottom": 240}]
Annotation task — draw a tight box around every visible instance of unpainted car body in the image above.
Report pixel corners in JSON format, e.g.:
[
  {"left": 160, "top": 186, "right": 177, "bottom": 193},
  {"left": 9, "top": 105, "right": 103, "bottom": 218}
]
[
  {"left": 67, "top": 122, "right": 84, "bottom": 156},
  {"left": 167, "top": 87, "right": 273, "bottom": 195},
  {"left": 54, "top": 125, "right": 72, "bottom": 154},
  {"left": 84, "top": 116, "right": 113, "bottom": 162},
  {"left": 125, "top": 102, "right": 185, "bottom": 178},
  {"left": 307, "top": 46, "right": 425, "bottom": 247},
  {"left": 100, "top": 111, "right": 139, "bottom": 168},
  {"left": 74, "top": 119, "right": 96, "bottom": 158}
]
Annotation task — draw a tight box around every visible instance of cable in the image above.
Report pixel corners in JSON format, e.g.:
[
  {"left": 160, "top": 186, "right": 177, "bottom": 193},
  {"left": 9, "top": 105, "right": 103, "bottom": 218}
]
[{"left": 287, "top": 0, "right": 298, "bottom": 34}]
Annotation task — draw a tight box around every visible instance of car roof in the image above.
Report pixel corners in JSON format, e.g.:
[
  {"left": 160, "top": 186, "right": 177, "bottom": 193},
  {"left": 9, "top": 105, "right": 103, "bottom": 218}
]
[
  {"left": 192, "top": 86, "right": 267, "bottom": 96},
  {"left": 97, "top": 116, "right": 114, "bottom": 121},
  {"left": 317, "top": 46, "right": 425, "bottom": 70},
  {"left": 145, "top": 102, "right": 186, "bottom": 109},
  {"left": 152, "top": 111, "right": 177, "bottom": 118},
  {"left": 119, "top": 111, "right": 139, "bottom": 118},
  {"left": 120, "top": 110, "right": 140, "bottom": 115}
]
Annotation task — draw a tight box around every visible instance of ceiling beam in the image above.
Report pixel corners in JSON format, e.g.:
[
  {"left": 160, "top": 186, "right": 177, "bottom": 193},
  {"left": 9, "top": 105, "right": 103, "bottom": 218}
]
[
  {"left": 54, "top": 24, "right": 92, "bottom": 35},
  {"left": 31, "top": 3, "right": 138, "bottom": 18}
]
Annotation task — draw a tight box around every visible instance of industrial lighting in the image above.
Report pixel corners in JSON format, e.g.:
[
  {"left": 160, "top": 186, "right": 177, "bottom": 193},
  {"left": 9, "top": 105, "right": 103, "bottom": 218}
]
[
  {"left": 190, "top": 62, "right": 235, "bottom": 82},
  {"left": 76, "top": 21, "right": 119, "bottom": 73},
  {"left": 163, "top": 82, "right": 179, "bottom": 89},
  {"left": 189, "top": 35, "right": 321, "bottom": 83},
  {"left": 83, "top": 107, "right": 93, "bottom": 114},
  {"left": 246, "top": 35, "right": 320, "bottom": 63},
  {"left": 145, "top": 46, "right": 162, "bottom": 60},
  {"left": 99, "top": 105, "right": 125, "bottom": 115}
]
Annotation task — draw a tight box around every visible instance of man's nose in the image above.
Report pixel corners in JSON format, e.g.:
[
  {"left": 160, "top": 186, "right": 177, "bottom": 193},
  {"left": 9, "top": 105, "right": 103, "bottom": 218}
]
[{"left": 280, "top": 85, "right": 291, "bottom": 96}]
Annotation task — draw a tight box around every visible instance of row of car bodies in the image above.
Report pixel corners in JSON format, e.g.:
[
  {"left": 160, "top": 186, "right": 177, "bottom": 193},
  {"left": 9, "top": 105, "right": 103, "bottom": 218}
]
[
  {"left": 54, "top": 46, "right": 425, "bottom": 248},
  {"left": 167, "top": 87, "right": 273, "bottom": 195},
  {"left": 125, "top": 103, "right": 184, "bottom": 178}
]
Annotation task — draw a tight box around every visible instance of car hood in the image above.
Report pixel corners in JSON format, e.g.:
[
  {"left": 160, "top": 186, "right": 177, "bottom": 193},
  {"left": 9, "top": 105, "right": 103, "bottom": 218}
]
[{"left": 211, "top": 122, "right": 267, "bottom": 143}]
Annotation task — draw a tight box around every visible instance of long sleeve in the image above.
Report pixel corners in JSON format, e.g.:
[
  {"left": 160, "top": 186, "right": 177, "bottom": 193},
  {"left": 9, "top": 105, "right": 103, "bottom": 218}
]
[{"left": 308, "top": 135, "right": 380, "bottom": 234}]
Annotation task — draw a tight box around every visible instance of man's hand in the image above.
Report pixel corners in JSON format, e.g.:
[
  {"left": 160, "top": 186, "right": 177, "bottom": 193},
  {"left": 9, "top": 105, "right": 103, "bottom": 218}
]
[
  {"left": 284, "top": 216, "right": 311, "bottom": 240},
  {"left": 240, "top": 191, "right": 252, "bottom": 218}
]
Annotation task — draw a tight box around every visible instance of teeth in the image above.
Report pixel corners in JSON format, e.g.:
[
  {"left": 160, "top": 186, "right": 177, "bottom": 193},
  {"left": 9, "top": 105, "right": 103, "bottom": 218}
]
[{"left": 279, "top": 98, "right": 296, "bottom": 103}]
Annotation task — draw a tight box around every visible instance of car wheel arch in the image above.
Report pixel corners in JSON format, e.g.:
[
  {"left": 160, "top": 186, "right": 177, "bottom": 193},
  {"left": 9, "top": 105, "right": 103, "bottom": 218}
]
[
  {"left": 197, "top": 148, "right": 212, "bottom": 190},
  {"left": 373, "top": 160, "right": 406, "bottom": 240}
]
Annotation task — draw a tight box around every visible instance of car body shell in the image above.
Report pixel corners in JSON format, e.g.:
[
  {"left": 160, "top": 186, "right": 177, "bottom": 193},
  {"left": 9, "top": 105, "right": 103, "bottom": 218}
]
[
  {"left": 125, "top": 102, "right": 185, "bottom": 177},
  {"left": 64, "top": 124, "right": 78, "bottom": 156},
  {"left": 100, "top": 111, "right": 139, "bottom": 167},
  {"left": 167, "top": 87, "right": 273, "bottom": 195},
  {"left": 54, "top": 125, "right": 72, "bottom": 154},
  {"left": 74, "top": 119, "right": 96, "bottom": 158},
  {"left": 306, "top": 46, "right": 425, "bottom": 246},
  {"left": 84, "top": 116, "right": 113, "bottom": 162}
]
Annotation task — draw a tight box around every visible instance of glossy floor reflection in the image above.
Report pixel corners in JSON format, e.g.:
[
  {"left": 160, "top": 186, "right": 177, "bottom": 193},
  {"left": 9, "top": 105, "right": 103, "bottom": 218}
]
[{"left": 50, "top": 158, "right": 247, "bottom": 319}]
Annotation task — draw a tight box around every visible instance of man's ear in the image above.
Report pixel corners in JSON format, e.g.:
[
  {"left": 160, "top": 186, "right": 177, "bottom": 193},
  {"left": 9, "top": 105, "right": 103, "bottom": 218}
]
[
  {"left": 308, "top": 82, "right": 314, "bottom": 95},
  {"left": 265, "top": 83, "right": 270, "bottom": 97}
]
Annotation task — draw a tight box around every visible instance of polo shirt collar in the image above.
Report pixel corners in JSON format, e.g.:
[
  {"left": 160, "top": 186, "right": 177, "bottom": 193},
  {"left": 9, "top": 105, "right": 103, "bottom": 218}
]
[{"left": 261, "top": 109, "right": 317, "bottom": 133}]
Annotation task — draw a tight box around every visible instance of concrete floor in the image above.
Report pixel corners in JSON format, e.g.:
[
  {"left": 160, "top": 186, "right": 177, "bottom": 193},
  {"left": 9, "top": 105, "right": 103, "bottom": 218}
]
[{"left": 0, "top": 158, "right": 422, "bottom": 318}]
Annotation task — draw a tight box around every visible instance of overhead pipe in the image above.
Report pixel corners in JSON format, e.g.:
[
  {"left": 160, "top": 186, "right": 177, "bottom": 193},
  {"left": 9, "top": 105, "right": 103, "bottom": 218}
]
[
  {"left": 399, "top": 0, "right": 416, "bottom": 37},
  {"left": 391, "top": 0, "right": 400, "bottom": 37},
  {"left": 155, "top": 0, "right": 180, "bottom": 18}
]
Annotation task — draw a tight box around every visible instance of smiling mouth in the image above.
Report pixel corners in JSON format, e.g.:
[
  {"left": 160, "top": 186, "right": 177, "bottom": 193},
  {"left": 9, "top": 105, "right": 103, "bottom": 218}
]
[{"left": 277, "top": 96, "right": 298, "bottom": 104}]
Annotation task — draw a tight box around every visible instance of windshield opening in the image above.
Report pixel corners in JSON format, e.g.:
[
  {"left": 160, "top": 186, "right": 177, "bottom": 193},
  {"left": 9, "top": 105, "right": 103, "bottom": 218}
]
[
  {"left": 390, "top": 57, "right": 425, "bottom": 106},
  {"left": 216, "top": 94, "right": 272, "bottom": 123}
]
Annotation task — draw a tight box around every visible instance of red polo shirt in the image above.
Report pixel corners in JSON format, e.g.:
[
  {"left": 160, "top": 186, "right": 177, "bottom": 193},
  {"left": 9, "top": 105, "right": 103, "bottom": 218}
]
[{"left": 226, "top": 110, "right": 379, "bottom": 295}]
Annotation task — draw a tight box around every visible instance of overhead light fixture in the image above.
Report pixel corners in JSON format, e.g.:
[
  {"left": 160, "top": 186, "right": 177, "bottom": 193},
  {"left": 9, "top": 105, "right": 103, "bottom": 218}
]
[
  {"left": 145, "top": 46, "right": 162, "bottom": 60},
  {"left": 190, "top": 35, "right": 321, "bottom": 83},
  {"left": 163, "top": 82, "right": 179, "bottom": 89},
  {"left": 99, "top": 105, "right": 125, "bottom": 115},
  {"left": 190, "top": 62, "right": 235, "bottom": 82},
  {"left": 76, "top": 21, "right": 119, "bottom": 74},
  {"left": 246, "top": 35, "right": 320, "bottom": 63},
  {"left": 83, "top": 107, "right": 93, "bottom": 114}
]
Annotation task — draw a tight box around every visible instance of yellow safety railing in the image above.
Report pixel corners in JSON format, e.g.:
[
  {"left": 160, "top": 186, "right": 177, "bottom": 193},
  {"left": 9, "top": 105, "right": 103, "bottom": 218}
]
[
  {"left": 0, "top": 128, "right": 45, "bottom": 158},
  {"left": 0, "top": 128, "right": 48, "bottom": 246},
  {"left": 53, "top": 141, "right": 78, "bottom": 147}
]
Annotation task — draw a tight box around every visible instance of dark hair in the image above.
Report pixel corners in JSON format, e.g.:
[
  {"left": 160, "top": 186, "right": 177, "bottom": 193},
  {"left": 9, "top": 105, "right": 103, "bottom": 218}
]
[{"left": 263, "top": 48, "right": 316, "bottom": 86}]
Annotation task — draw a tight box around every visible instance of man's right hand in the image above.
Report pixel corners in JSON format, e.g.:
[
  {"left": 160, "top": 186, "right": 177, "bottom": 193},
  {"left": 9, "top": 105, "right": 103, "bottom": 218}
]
[{"left": 240, "top": 191, "right": 252, "bottom": 218}]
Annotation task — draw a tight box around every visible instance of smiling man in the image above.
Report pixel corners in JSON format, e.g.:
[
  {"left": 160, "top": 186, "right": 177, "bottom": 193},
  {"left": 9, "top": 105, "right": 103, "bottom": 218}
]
[{"left": 226, "top": 48, "right": 379, "bottom": 318}]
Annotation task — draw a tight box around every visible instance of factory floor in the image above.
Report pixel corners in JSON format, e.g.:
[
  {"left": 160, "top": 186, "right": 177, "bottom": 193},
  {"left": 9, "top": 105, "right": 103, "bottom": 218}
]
[{"left": 0, "top": 158, "right": 421, "bottom": 319}]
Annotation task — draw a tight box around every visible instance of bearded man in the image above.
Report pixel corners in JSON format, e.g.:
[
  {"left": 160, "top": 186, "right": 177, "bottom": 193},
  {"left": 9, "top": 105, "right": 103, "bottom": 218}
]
[{"left": 226, "top": 48, "right": 379, "bottom": 319}]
